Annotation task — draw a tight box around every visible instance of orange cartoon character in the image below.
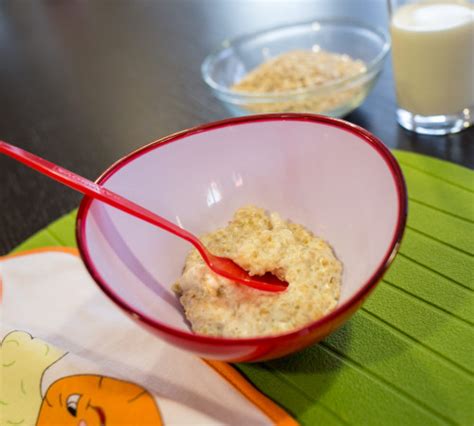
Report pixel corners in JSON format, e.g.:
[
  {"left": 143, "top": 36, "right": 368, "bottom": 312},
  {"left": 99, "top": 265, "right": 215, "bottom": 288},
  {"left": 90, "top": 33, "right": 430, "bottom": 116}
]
[{"left": 36, "top": 374, "right": 162, "bottom": 425}]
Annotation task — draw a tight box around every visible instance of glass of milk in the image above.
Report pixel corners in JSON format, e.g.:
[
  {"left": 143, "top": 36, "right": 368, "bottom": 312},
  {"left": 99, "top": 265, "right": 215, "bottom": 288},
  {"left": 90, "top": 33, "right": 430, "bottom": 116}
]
[{"left": 389, "top": 0, "right": 473, "bottom": 135}]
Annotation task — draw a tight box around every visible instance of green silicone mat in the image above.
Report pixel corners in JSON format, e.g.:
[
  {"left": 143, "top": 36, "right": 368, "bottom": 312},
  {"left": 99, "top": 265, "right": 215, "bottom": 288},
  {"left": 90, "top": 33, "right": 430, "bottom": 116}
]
[{"left": 11, "top": 150, "right": 474, "bottom": 425}]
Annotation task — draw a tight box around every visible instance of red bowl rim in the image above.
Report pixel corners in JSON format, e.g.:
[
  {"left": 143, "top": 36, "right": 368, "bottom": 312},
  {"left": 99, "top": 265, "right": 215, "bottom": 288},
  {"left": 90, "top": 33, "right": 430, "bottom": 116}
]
[{"left": 76, "top": 113, "right": 407, "bottom": 346}]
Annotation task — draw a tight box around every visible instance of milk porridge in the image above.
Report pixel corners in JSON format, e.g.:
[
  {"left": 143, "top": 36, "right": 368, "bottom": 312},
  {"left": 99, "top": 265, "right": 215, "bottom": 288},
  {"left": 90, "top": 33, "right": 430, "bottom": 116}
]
[{"left": 173, "top": 206, "right": 342, "bottom": 337}]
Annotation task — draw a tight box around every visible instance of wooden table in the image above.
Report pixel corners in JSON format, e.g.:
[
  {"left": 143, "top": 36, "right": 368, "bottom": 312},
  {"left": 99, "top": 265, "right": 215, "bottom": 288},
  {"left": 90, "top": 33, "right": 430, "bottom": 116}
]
[{"left": 0, "top": 0, "right": 472, "bottom": 254}]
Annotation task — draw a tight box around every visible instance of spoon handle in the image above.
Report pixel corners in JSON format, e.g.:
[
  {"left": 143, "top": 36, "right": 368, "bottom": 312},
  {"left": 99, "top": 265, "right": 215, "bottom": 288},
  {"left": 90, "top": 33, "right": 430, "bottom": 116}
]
[
  {"left": 1, "top": 141, "right": 287, "bottom": 292},
  {"left": 0, "top": 140, "right": 207, "bottom": 257}
]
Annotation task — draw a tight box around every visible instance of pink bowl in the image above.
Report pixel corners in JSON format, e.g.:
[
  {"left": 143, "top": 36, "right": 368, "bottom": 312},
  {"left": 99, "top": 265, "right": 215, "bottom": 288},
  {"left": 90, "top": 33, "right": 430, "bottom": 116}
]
[{"left": 76, "top": 114, "right": 407, "bottom": 362}]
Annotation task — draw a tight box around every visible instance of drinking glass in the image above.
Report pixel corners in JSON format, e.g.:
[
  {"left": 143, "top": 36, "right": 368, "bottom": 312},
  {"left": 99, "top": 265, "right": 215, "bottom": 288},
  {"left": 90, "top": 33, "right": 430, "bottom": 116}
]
[{"left": 388, "top": 0, "right": 473, "bottom": 135}]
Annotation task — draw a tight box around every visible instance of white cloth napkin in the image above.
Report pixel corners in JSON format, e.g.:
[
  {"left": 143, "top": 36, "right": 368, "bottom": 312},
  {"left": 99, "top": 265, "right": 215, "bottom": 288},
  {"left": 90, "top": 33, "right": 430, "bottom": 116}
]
[{"left": 0, "top": 249, "right": 297, "bottom": 426}]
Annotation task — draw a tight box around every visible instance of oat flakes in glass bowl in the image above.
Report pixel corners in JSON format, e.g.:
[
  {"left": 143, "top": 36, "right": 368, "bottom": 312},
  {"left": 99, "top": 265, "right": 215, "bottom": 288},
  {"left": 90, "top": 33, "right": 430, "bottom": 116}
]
[{"left": 202, "top": 19, "right": 390, "bottom": 117}]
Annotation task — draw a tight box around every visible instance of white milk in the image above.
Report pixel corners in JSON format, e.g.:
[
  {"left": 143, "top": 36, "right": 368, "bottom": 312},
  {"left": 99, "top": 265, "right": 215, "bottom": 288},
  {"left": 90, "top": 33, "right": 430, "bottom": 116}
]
[{"left": 391, "top": 1, "right": 474, "bottom": 116}]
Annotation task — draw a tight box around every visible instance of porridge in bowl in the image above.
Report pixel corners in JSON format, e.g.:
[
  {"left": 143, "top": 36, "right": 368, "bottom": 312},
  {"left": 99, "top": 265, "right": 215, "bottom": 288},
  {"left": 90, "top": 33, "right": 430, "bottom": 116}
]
[{"left": 174, "top": 206, "right": 342, "bottom": 338}]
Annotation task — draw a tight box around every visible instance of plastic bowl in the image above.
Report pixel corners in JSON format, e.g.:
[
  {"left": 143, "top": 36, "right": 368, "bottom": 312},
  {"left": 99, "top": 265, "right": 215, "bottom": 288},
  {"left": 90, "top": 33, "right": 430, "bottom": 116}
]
[
  {"left": 202, "top": 19, "right": 390, "bottom": 117},
  {"left": 76, "top": 114, "right": 406, "bottom": 362}
]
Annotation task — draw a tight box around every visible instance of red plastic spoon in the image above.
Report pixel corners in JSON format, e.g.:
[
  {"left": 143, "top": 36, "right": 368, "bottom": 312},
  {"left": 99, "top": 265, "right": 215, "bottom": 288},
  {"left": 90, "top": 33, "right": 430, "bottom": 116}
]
[{"left": 0, "top": 141, "right": 287, "bottom": 292}]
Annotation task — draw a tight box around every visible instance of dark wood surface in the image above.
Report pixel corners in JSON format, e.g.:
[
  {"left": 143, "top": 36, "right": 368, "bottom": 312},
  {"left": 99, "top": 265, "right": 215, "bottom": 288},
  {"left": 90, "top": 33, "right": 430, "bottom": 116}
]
[{"left": 0, "top": 0, "right": 472, "bottom": 255}]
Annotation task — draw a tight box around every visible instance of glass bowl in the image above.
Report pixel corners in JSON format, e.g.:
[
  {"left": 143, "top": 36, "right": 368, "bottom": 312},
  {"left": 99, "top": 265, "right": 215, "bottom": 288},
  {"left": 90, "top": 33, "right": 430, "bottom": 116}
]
[{"left": 202, "top": 19, "right": 390, "bottom": 117}]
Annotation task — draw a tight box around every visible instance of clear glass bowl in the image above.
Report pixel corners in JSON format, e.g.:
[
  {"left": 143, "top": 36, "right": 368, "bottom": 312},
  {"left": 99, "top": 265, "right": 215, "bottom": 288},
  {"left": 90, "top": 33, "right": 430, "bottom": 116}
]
[{"left": 202, "top": 19, "right": 391, "bottom": 117}]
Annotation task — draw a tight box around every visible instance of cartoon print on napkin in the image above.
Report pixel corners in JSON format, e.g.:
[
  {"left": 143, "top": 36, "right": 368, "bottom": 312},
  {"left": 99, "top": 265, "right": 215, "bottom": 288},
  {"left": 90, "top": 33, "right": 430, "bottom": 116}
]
[
  {"left": 1, "top": 331, "right": 162, "bottom": 426},
  {"left": 1, "top": 331, "right": 65, "bottom": 426},
  {"left": 37, "top": 375, "right": 162, "bottom": 425}
]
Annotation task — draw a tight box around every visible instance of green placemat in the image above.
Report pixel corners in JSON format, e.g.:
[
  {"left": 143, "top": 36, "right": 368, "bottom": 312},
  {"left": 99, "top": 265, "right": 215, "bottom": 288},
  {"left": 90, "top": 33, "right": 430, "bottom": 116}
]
[{"left": 11, "top": 150, "right": 474, "bottom": 425}]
